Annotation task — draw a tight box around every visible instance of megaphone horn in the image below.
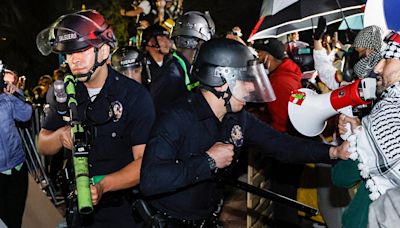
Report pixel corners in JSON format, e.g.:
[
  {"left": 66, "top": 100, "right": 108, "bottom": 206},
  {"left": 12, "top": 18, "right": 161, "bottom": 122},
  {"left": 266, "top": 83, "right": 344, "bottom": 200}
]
[{"left": 288, "top": 78, "right": 376, "bottom": 137}]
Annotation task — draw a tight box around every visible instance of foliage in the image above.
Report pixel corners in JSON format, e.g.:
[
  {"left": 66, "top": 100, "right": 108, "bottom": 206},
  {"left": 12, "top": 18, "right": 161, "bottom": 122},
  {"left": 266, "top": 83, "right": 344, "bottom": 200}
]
[{"left": 95, "top": 0, "right": 130, "bottom": 46}]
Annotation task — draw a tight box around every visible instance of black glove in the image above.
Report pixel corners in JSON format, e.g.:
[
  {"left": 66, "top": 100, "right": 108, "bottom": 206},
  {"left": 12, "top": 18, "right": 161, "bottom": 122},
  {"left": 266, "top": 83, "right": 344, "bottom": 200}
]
[{"left": 314, "top": 16, "right": 327, "bottom": 40}]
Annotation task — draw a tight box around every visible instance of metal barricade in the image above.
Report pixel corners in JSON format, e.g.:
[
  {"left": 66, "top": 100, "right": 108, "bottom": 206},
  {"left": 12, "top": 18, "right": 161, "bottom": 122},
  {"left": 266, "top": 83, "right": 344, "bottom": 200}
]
[{"left": 17, "top": 104, "right": 63, "bottom": 206}]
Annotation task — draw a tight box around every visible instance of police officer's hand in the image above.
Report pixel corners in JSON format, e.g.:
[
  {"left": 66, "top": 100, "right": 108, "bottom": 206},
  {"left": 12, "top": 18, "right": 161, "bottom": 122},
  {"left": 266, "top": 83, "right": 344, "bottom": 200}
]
[
  {"left": 90, "top": 183, "right": 104, "bottom": 206},
  {"left": 206, "top": 142, "right": 235, "bottom": 169},
  {"left": 338, "top": 114, "right": 361, "bottom": 135},
  {"left": 3, "top": 82, "right": 18, "bottom": 94},
  {"left": 329, "top": 141, "right": 350, "bottom": 160},
  {"left": 58, "top": 126, "right": 72, "bottom": 150}
]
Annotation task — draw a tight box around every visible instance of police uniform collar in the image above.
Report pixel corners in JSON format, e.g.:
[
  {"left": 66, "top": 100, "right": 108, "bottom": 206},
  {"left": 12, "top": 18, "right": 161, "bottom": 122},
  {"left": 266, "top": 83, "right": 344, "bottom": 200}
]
[
  {"left": 76, "top": 66, "right": 120, "bottom": 102},
  {"left": 97, "top": 65, "right": 121, "bottom": 97},
  {"left": 192, "top": 91, "right": 242, "bottom": 122},
  {"left": 193, "top": 91, "right": 217, "bottom": 121},
  {"left": 146, "top": 52, "right": 173, "bottom": 64}
]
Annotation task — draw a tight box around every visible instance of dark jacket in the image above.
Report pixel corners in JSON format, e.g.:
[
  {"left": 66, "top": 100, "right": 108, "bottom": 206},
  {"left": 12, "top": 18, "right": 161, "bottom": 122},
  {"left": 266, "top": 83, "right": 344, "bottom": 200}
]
[
  {"left": 0, "top": 92, "right": 32, "bottom": 172},
  {"left": 140, "top": 91, "right": 332, "bottom": 220},
  {"left": 143, "top": 53, "right": 189, "bottom": 115}
]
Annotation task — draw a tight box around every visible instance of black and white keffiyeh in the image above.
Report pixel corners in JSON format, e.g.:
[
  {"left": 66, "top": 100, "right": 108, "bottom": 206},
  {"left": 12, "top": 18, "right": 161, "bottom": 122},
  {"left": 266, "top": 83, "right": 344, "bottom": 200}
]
[
  {"left": 354, "top": 51, "right": 382, "bottom": 78},
  {"left": 353, "top": 25, "right": 383, "bottom": 51},
  {"left": 346, "top": 31, "right": 400, "bottom": 200},
  {"left": 382, "top": 41, "right": 400, "bottom": 60},
  {"left": 348, "top": 82, "right": 400, "bottom": 200},
  {"left": 352, "top": 26, "right": 384, "bottom": 78}
]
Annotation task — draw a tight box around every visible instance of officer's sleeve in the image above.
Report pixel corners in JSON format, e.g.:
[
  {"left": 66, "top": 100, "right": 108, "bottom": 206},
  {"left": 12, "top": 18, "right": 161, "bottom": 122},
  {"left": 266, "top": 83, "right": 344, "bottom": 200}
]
[
  {"left": 41, "top": 103, "right": 67, "bottom": 131},
  {"left": 244, "top": 111, "right": 332, "bottom": 164},
  {"left": 140, "top": 112, "right": 211, "bottom": 196},
  {"left": 128, "top": 91, "right": 156, "bottom": 146}
]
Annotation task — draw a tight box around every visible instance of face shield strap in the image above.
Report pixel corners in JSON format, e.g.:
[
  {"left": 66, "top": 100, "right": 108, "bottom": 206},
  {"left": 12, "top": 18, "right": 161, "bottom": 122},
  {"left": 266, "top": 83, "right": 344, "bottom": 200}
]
[
  {"left": 199, "top": 84, "right": 233, "bottom": 113},
  {"left": 149, "top": 37, "right": 161, "bottom": 50},
  {"left": 156, "top": 38, "right": 164, "bottom": 55},
  {"left": 200, "top": 85, "right": 224, "bottom": 98},
  {"left": 189, "top": 46, "right": 201, "bottom": 74},
  {"left": 223, "top": 87, "right": 233, "bottom": 113},
  {"left": 147, "top": 36, "right": 170, "bottom": 55}
]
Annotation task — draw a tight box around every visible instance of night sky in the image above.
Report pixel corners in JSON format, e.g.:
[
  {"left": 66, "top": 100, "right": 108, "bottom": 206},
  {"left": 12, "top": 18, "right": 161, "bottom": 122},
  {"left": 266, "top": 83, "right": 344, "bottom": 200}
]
[{"left": 0, "top": 0, "right": 262, "bottom": 88}]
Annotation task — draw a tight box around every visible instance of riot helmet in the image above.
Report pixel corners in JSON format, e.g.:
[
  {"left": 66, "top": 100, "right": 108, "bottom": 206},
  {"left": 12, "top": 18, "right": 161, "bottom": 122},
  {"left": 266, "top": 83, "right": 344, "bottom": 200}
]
[
  {"left": 37, "top": 9, "right": 117, "bottom": 55},
  {"left": 141, "top": 24, "right": 170, "bottom": 49},
  {"left": 111, "top": 46, "right": 143, "bottom": 82},
  {"left": 192, "top": 38, "right": 276, "bottom": 109},
  {"left": 36, "top": 10, "right": 117, "bottom": 81},
  {"left": 172, "top": 11, "right": 215, "bottom": 49}
]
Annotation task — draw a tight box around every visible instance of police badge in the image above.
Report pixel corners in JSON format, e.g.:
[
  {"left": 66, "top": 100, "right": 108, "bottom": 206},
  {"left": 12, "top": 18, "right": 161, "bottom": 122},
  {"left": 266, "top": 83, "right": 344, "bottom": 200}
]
[
  {"left": 230, "top": 125, "right": 243, "bottom": 147},
  {"left": 111, "top": 101, "right": 123, "bottom": 122}
]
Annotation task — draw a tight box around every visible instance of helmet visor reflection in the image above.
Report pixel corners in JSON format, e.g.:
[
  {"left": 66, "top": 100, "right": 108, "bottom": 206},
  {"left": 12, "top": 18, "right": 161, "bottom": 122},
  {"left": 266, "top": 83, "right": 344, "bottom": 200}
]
[
  {"left": 37, "top": 26, "right": 103, "bottom": 56},
  {"left": 218, "top": 61, "right": 276, "bottom": 103}
]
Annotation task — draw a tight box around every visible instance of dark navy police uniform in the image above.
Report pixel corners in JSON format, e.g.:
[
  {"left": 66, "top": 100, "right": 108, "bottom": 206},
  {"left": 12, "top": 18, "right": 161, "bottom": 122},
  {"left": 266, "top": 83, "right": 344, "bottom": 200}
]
[
  {"left": 143, "top": 53, "right": 191, "bottom": 116},
  {"left": 42, "top": 66, "right": 156, "bottom": 227},
  {"left": 140, "top": 91, "right": 332, "bottom": 225}
]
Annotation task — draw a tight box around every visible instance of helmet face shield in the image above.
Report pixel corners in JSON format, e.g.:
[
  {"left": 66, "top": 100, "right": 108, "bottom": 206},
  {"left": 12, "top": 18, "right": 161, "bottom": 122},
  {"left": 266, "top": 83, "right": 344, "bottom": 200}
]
[
  {"left": 37, "top": 26, "right": 93, "bottom": 56},
  {"left": 111, "top": 46, "right": 143, "bottom": 73},
  {"left": 36, "top": 26, "right": 58, "bottom": 56},
  {"left": 36, "top": 10, "right": 117, "bottom": 56},
  {"left": 219, "top": 61, "right": 276, "bottom": 103},
  {"left": 120, "top": 67, "right": 142, "bottom": 81}
]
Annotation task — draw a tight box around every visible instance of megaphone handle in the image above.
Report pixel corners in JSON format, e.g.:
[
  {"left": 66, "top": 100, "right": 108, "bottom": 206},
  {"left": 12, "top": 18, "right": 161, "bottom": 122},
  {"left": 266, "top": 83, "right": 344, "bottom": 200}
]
[{"left": 339, "top": 106, "right": 353, "bottom": 140}]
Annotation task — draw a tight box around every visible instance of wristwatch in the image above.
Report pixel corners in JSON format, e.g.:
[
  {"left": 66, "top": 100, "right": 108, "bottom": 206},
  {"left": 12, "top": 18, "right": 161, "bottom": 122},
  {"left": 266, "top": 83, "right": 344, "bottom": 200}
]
[{"left": 206, "top": 153, "right": 217, "bottom": 170}]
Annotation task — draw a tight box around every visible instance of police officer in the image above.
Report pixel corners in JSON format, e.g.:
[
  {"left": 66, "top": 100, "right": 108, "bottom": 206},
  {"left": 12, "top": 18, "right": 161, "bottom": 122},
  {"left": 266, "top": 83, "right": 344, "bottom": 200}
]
[
  {"left": 140, "top": 38, "right": 350, "bottom": 227},
  {"left": 141, "top": 24, "right": 189, "bottom": 115},
  {"left": 172, "top": 11, "right": 215, "bottom": 65},
  {"left": 171, "top": 11, "right": 215, "bottom": 92},
  {"left": 111, "top": 46, "right": 144, "bottom": 84},
  {"left": 36, "top": 10, "right": 155, "bottom": 227}
]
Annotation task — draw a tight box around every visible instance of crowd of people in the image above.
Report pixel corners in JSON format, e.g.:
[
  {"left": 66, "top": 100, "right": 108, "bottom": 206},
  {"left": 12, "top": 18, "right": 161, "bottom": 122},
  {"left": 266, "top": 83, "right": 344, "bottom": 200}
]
[{"left": 1, "top": 1, "right": 400, "bottom": 228}]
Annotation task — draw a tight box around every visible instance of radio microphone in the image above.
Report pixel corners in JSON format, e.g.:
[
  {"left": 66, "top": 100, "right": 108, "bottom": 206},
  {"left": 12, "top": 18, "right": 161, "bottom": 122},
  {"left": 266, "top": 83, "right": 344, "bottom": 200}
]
[{"left": 53, "top": 80, "right": 68, "bottom": 115}]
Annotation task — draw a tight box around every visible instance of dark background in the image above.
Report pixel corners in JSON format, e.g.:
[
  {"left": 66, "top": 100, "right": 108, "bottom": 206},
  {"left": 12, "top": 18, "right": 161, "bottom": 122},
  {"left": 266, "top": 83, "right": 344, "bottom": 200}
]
[{"left": 0, "top": 0, "right": 263, "bottom": 88}]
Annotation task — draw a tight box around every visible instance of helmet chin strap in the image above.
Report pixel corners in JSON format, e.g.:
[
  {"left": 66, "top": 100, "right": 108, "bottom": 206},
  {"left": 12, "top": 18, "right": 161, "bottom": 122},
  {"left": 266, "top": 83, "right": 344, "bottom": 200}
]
[
  {"left": 189, "top": 46, "right": 201, "bottom": 74},
  {"left": 147, "top": 36, "right": 170, "bottom": 55},
  {"left": 74, "top": 48, "right": 107, "bottom": 82},
  {"left": 200, "top": 85, "right": 233, "bottom": 113}
]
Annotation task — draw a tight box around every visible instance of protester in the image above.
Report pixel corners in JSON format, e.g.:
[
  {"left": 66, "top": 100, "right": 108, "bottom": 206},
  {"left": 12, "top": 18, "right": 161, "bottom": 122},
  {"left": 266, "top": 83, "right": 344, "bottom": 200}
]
[
  {"left": 0, "top": 67, "right": 32, "bottom": 228},
  {"left": 333, "top": 30, "right": 400, "bottom": 228},
  {"left": 313, "top": 17, "right": 383, "bottom": 90}
]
